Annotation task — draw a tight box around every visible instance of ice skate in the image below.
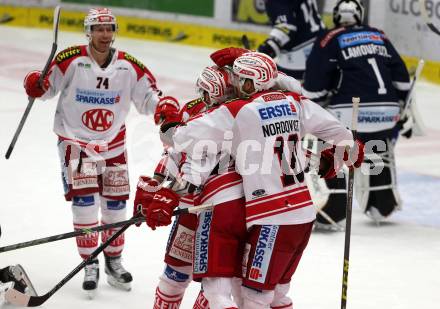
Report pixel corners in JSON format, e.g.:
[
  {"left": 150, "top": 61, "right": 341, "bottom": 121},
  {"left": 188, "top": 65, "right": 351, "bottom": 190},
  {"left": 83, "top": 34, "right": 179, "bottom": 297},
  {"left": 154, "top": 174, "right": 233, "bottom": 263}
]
[
  {"left": 365, "top": 207, "right": 386, "bottom": 226},
  {"left": 104, "top": 255, "right": 132, "bottom": 291},
  {"left": 83, "top": 259, "right": 99, "bottom": 299},
  {"left": 314, "top": 221, "right": 345, "bottom": 232}
]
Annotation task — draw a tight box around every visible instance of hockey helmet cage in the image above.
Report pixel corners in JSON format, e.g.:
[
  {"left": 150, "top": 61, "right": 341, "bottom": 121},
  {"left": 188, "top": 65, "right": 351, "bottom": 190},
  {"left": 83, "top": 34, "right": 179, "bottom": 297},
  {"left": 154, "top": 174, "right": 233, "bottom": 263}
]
[{"left": 333, "top": 0, "right": 365, "bottom": 27}]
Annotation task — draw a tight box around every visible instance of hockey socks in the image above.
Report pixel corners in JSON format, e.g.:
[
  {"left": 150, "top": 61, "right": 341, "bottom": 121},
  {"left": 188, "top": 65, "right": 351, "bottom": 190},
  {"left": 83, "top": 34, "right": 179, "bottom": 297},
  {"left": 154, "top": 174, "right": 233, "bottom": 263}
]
[{"left": 154, "top": 287, "right": 183, "bottom": 309}]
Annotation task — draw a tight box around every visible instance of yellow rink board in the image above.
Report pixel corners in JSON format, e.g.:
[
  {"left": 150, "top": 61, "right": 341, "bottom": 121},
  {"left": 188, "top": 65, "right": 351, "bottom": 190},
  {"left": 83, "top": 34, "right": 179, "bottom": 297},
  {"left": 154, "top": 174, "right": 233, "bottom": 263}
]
[{"left": 1, "top": 5, "right": 439, "bottom": 84}]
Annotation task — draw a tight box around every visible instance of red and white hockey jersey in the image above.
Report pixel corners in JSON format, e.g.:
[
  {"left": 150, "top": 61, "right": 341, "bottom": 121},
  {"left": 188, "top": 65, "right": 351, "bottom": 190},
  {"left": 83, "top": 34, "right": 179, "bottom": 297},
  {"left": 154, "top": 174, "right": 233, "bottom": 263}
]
[
  {"left": 154, "top": 97, "right": 244, "bottom": 208},
  {"left": 174, "top": 90, "right": 353, "bottom": 227},
  {"left": 42, "top": 45, "right": 162, "bottom": 158}
]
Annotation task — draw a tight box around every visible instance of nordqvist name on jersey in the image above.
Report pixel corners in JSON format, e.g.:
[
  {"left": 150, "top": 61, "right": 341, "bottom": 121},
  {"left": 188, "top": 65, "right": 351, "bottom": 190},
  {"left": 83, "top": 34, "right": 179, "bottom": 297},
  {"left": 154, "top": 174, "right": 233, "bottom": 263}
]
[{"left": 258, "top": 102, "right": 299, "bottom": 137}]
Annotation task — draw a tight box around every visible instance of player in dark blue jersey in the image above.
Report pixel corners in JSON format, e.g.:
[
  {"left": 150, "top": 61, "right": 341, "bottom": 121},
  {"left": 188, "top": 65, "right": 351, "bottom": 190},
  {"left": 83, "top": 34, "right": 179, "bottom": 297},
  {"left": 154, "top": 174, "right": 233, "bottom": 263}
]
[
  {"left": 303, "top": 0, "right": 411, "bottom": 227},
  {"left": 258, "top": 0, "right": 326, "bottom": 79}
]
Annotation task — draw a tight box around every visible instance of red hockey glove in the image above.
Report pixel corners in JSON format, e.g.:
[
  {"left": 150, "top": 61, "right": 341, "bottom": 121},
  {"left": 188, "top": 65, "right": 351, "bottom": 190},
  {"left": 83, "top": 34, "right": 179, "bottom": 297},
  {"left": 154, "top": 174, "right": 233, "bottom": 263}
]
[
  {"left": 154, "top": 96, "right": 180, "bottom": 126},
  {"left": 23, "top": 70, "right": 50, "bottom": 98},
  {"left": 133, "top": 176, "right": 161, "bottom": 227},
  {"left": 344, "top": 139, "right": 365, "bottom": 169},
  {"left": 318, "top": 147, "right": 338, "bottom": 179},
  {"left": 146, "top": 187, "right": 180, "bottom": 230},
  {"left": 210, "top": 47, "right": 249, "bottom": 67}
]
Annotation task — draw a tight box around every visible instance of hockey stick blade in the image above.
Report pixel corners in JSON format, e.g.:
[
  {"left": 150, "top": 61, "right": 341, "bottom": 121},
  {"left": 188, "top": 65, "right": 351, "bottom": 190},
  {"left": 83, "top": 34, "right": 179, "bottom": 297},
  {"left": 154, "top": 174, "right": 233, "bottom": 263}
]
[
  {"left": 5, "top": 6, "right": 61, "bottom": 159},
  {"left": 2, "top": 203, "right": 213, "bottom": 306},
  {"left": 0, "top": 203, "right": 213, "bottom": 253},
  {"left": 5, "top": 218, "right": 132, "bottom": 307}
]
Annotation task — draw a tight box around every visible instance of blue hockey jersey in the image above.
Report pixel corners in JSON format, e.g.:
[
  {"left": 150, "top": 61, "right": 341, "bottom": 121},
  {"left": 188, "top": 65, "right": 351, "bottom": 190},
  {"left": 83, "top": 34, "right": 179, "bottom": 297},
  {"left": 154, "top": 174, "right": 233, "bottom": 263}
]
[{"left": 303, "top": 25, "right": 410, "bottom": 133}]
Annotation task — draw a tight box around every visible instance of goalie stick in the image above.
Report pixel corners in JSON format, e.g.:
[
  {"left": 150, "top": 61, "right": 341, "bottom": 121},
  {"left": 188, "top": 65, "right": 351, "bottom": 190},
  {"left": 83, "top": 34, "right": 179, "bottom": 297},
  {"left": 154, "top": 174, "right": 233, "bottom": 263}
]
[
  {"left": 400, "top": 58, "right": 425, "bottom": 118},
  {"left": 5, "top": 6, "right": 61, "bottom": 159},
  {"left": 0, "top": 203, "right": 213, "bottom": 253},
  {"left": 3, "top": 203, "right": 213, "bottom": 307},
  {"left": 340, "top": 97, "right": 360, "bottom": 309}
]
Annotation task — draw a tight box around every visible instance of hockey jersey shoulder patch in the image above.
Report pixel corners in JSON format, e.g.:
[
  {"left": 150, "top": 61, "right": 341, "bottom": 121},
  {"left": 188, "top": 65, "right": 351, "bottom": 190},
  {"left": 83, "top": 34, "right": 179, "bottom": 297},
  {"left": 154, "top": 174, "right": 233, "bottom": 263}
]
[
  {"left": 55, "top": 46, "right": 84, "bottom": 64},
  {"left": 54, "top": 45, "right": 86, "bottom": 74},
  {"left": 122, "top": 52, "right": 146, "bottom": 70},
  {"left": 320, "top": 27, "right": 346, "bottom": 48}
]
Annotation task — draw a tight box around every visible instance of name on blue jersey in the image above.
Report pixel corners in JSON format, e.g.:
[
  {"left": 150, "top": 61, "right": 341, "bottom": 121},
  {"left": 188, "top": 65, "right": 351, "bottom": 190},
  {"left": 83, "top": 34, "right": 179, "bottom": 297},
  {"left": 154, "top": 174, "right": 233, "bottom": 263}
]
[
  {"left": 75, "top": 88, "right": 120, "bottom": 105},
  {"left": 338, "top": 31, "right": 385, "bottom": 48}
]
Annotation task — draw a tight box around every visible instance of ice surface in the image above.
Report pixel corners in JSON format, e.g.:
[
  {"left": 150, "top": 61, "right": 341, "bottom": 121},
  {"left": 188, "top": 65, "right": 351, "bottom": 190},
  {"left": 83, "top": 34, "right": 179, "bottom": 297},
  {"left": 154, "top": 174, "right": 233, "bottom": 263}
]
[{"left": 0, "top": 26, "right": 439, "bottom": 309}]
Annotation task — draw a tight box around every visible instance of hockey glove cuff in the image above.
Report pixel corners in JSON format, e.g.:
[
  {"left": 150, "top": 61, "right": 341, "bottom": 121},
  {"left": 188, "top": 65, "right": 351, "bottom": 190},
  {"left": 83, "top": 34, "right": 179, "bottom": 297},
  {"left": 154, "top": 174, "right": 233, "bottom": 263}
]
[
  {"left": 146, "top": 187, "right": 180, "bottom": 230},
  {"left": 210, "top": 47, "right": 250, "bottom": 67},
  {"left": 133, "top": 176, "right": 161, "bottom": 226},
  {"left": 24, "top": 70, "right": 50, "bottom": 98}
]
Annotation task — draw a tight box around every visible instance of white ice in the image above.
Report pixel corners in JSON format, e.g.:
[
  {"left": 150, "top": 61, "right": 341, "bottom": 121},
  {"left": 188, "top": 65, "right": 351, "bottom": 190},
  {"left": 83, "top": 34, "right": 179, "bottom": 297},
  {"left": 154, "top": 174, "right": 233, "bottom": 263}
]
[{"left": 0, "top": 26, "right": 439, "bottom": 309}]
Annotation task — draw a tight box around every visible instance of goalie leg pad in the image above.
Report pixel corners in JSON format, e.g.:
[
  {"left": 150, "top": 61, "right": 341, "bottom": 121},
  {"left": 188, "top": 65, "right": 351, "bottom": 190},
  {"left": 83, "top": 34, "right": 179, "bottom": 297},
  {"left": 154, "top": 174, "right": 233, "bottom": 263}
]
[
  {"left": 356, "top": 138, "right": 401, "bottom": 218},
  {"left": 316, "top": 176, "right": 347, "bottom": 224}
]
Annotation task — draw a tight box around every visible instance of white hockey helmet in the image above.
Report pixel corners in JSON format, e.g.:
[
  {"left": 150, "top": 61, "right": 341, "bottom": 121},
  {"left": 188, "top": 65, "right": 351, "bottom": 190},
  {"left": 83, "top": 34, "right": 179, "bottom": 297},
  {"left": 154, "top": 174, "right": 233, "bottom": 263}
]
[
  {"left": 232, "top": 51, "right": 278, "bottom": 96},
  {"left": 84, "top": 8, "right": 117, "bottom": 39},
  {"left": 196, "top": 66, "right": 235, "bottom": 106},
  {"left": 333, "top": 0, "right": 365, "bottom": 27}
]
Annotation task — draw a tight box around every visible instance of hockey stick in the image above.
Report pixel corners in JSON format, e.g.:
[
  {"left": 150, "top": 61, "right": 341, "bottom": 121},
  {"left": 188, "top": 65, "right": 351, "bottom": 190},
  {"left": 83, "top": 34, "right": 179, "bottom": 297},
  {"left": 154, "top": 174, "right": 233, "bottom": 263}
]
[
  {"left": 3, "top": 203, "right": 213, "bottom": 307},
  {"left": 5, "top": 6, "right": 61, "bottom": 159},
  {"left": 420, "top": 0, "right": 440, "bottom": 36},
  {"left": 400, "top": 58, "right": 425, "bottom": 118},
  {"left": 0, "top": 203, "right": 213, "bottom": 253},
  {"left": 241, "top": 34, "right": 251, "bottom": 49},
  {"left": 340, "top": 97, "right": 360, "bottom": 309}
]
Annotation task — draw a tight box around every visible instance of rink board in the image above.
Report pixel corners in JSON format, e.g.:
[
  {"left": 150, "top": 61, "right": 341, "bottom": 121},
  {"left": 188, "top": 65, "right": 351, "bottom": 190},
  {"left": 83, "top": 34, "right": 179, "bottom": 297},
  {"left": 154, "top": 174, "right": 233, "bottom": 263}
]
[{"left": 0, "top": 5, "right": 439, "bottom": 84}]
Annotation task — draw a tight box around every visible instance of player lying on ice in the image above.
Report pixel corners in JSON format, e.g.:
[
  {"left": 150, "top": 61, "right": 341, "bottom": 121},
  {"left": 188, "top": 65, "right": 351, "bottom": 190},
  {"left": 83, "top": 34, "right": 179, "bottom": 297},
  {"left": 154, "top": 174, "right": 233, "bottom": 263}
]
[{"left": 134, "top": 50, "right": 364, "bottom": 309}]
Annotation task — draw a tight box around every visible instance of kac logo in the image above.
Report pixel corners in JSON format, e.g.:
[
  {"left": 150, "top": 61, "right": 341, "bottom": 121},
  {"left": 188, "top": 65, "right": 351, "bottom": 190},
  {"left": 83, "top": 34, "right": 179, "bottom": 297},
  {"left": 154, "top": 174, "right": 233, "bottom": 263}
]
[{"left": 82, "top": 109, "right": 114, "bottom": 131}]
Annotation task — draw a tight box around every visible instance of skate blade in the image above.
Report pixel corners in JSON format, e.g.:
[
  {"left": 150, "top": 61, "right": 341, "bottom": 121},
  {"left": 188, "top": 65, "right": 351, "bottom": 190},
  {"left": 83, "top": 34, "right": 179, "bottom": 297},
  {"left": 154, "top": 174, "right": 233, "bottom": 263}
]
[
  {"left": 106, "top": 276, "right": 131, "bottom": 291},
  {"left": 84, "top": 289, "right": 97, "bottom": 300}
]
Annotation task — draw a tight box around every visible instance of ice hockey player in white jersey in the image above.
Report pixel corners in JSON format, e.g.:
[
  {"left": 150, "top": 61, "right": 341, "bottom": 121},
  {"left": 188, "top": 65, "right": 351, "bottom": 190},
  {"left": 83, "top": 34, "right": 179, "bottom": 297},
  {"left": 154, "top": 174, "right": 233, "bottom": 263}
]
[
  {"left": 136, "top": 52, "right": 364, "bottom": 309},
  {"left": 134, "top": 57, "right": 318, "bottom": 309},
  {"left": 22, "top": 8, "right": 180, "bottom": 298}
]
